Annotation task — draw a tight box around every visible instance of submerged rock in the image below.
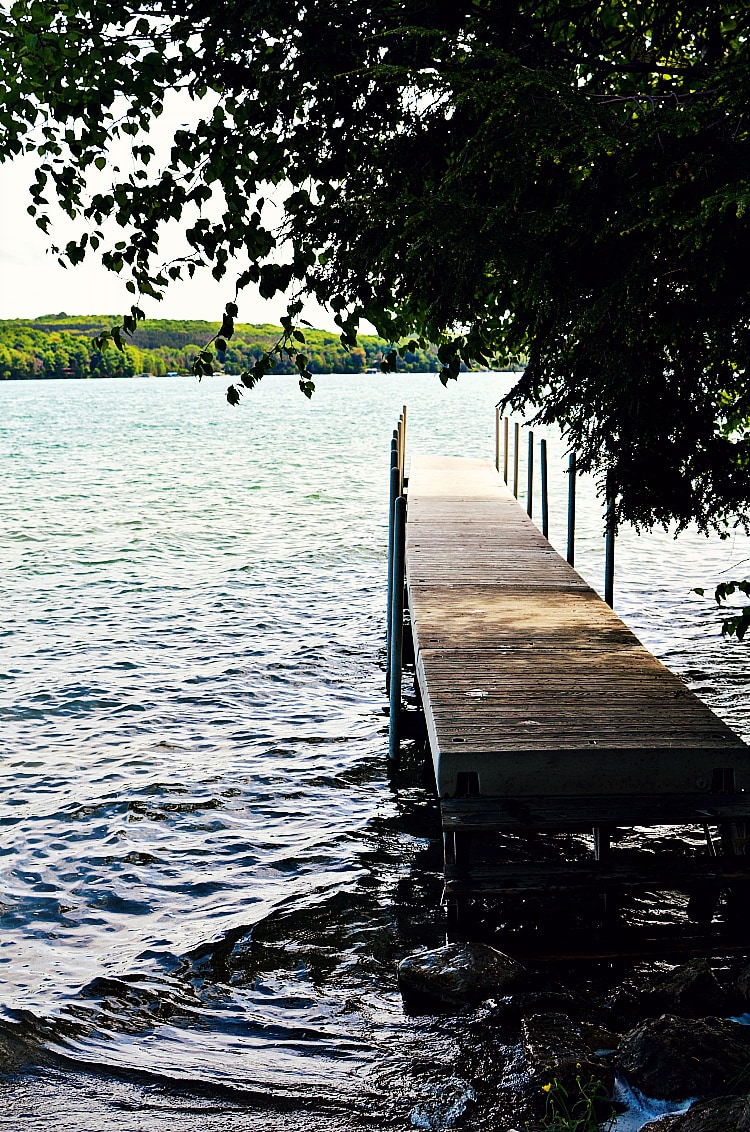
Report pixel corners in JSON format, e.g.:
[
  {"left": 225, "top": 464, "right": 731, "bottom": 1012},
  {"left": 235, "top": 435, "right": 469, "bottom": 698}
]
[
  {"left": 397, "top": 943, "right": 524, "bottom": 1010},
  {"left": 521, "top": 1011, "right": 614, "bottom": 1093},
  {"left": 641, "top": 1093, "right": 750, "bottom": 1131},
  {"left": 481, "top": 989, "right": 582, "bottom": 1030},
  {"left": 617, "top": 1014, "right": 750, "bottom": 1100},
  {"left": 409, "top": 1076, "right": 476, "bottom": 1129}
]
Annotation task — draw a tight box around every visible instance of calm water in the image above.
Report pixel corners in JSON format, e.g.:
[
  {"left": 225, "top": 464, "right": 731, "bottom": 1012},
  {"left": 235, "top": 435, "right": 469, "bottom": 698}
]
[{"left": 1, "top": 373, "right": 748, "bottom": 1129}]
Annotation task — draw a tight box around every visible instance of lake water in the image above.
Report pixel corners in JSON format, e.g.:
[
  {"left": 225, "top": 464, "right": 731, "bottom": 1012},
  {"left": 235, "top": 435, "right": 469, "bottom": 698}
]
[{"left": 1, "top": 373, "right": 748, "bottom": 1130}]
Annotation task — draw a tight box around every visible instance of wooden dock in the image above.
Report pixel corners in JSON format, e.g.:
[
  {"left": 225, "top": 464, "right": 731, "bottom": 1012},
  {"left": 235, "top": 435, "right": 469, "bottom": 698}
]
[{"left": 397, "top": 452, "right": 750, "bottom": 899}]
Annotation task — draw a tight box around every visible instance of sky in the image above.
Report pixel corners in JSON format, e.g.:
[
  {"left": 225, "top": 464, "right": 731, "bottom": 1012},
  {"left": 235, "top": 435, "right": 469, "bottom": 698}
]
[{"left": 0, "top": 145, "right": 340, "bottom": 332}]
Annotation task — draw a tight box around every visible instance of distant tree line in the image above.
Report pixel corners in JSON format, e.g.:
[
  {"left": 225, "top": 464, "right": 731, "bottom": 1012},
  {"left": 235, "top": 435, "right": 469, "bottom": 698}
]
[{"left": 0, "top": 317, "right": 442, "bottom": 380}]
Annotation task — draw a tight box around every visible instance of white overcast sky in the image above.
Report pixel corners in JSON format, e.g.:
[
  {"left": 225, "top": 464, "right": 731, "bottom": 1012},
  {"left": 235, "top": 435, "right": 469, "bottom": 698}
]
[{"left": 0, "top": 94, "right": 340, "bottom": 331}]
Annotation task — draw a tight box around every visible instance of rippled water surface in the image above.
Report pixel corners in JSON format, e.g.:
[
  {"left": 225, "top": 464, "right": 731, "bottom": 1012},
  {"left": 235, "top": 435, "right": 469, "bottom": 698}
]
[{"left": 1, "top": 373, "right": 749, "bottom": 1128}]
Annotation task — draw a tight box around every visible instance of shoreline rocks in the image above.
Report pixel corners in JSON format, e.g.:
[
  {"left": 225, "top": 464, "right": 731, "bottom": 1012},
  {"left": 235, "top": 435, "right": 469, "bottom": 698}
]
[
  {"left": 641, "top": 1094, "right": 750, "bottom": 1131},
  {"left": 397, "top": 943, "right": 525, "bottom": 1011},
  {"left": 617, "top": 1015, "right": 750, "bottom": 1100},
  {"left": 521, "top": 1011, "right": 614, "bottom": 1092},
  {"left": 397, "top": 951, "right": 750, "bottom": 1130}
]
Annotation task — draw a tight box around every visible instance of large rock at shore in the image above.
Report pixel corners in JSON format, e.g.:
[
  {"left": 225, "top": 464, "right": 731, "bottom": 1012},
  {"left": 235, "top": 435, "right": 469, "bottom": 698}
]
[
  {"left": 641, "top": 1094, "right": 750, "bottom": 1131},
  {"left": 617, "top": 1015, "right": 750, "bottom": 1100},
  {"left": 602, "top": 960, "right": 733, "bottom": 1025},
  {"left": 397, "top": 943, "right": 524, "bottom": 1010},
  {"left": 0, "top": 1019, "right": 39, "bottom": 1073},
  {"left": 651, "top": 960, "right": 729, "bottom": 1018},
  {"left": 521, "top": 1012, "right": 614, "bottom": 1094}
]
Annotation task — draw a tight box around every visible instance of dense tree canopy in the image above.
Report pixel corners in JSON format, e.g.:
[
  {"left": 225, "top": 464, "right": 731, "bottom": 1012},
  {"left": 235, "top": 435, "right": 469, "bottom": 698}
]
[
  {"left": 3, "top": 0, "right": 750, "bottom": 538},
  {"left": 0, "top": 316, "right": 440, "bottom": 379}
]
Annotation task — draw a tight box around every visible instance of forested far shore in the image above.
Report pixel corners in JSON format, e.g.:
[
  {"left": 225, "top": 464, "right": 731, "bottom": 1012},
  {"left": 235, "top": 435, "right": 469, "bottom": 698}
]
[{"left": 0, "top": 315, "right": 444, "bottom": 380}]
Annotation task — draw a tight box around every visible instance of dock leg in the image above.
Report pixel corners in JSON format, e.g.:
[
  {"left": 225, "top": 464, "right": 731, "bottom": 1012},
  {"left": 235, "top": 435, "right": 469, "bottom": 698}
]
[
  {"left": 446, "top": 895, "right": 465, "bottom": 933},
  {"left": 443, "top": 830, "right": 472, "bottom": 870},
  {"left": 593, "top": 826, "right": 614, "bottom": 920},
  {"left": 702, "top": 823, "right": 718, "bottom": 858},
  {"left": 713, "top": 768, "right": 744, "bottom": 857},
  {"left": 452, "top": 773, "right": 478, "bottom": 869},
  {"left": 687, "top": 882, "right": 721, "bottom": 925},
  {"left": 720, "top": 822, "right": 748, "bottom": 857},
  {"left": 593, "top": 827, "right": 611, "bottom": 861},
  {"left": 453, "top": 832, "right": 472, "bottom": 869},
  {"left": 732, "top": 822, "right": 748, "bottom": 856}
]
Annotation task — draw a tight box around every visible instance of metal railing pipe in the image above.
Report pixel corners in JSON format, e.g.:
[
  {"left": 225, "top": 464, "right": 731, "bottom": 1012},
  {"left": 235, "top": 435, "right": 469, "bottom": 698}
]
[
  {"left": 388, "top": 494, "right": 407, "bottom": 761},
  {"left": 503, "top": 417, "right": 509, "bottom": 484},
  {"left": 495, "top": 406, "right": 500, "bottom": 473},
  {"left": 386, "top": 438, "right": 399, "bottom": 688},
  {"left": 526, "top": 430, "right": 534, "bottom": 517},
  {"left": 513, "top": 422, "right": 520, "bottom": 498},
  {"left": 540, "top": 439, "right": 549, "bottom": 539},
  {"left": 567, "top": 452, "right": 576, "bottom": 566},
  {"left": 604, "top": 481, "right": 616, "bottom": 607}
]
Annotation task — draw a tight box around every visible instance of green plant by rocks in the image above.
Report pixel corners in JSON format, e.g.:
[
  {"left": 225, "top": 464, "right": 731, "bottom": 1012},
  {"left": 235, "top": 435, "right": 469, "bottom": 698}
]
[{"left": 535, "top": 1069, "right": 615, "bottom": 1132}]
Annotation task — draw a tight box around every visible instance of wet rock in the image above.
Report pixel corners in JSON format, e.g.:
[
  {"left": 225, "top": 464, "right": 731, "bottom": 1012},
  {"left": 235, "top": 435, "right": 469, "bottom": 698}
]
[
  {"left": 651, "top": 960, "right": 729, "bottom": 1018},
  {"left": 603, "top": 960, "right": 730, "bottom": 1024},
  {"left": 579, "top": 1021, "right": 621, "bottom": 1055},
  {"left": 409, "top": 1075, "right": 476, "bottom": 1129},
  {"left": 640, "top": 1117, "right": 685, "bottom": 1132},
  {"left": 0, "top": 1019, "right": 39, "bottom": 1072},
  {"left": 617, "top": 1015, "right": 750, "bottom": 1100},
  {"left": 478, "top": 989, "right": 582, "bottom": 1030},
  {"left": 521, "top": 1012, "right": 614, "bottom": 1093},
  {"left": 735, "top": 963, "right": 750, "bottom": 1004},
  {"left": 641, "top": 1094, "right": 750, "bottom": 1131},
  {"left": 398, "top": 943, "right": 524, "bottom": 1011},
  {"left": 601, "top": 984, "right": 645, "bottom": 1027}
]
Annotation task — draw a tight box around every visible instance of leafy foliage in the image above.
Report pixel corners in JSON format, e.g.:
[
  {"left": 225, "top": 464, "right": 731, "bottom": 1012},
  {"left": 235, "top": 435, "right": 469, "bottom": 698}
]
[
  {"left": 695, "top": 581, "right": 750, "bottom": 641},
  {"left": 539, "top": 1071, "right": 615, "bottom": 1132},
  {"left": 3, "top": 0, "right": 750, "bottom": 535}
]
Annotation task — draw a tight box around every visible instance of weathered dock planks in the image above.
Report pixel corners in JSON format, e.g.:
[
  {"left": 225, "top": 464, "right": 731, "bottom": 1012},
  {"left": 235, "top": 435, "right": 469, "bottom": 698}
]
[{"left": 405, "top": 455, "right": 749, "bottom": 812}]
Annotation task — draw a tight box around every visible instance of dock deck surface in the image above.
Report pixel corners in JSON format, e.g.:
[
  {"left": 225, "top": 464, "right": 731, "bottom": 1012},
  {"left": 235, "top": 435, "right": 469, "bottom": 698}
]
[{"left": 405, "top": 455, "right": 747, "bottom": 803}]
